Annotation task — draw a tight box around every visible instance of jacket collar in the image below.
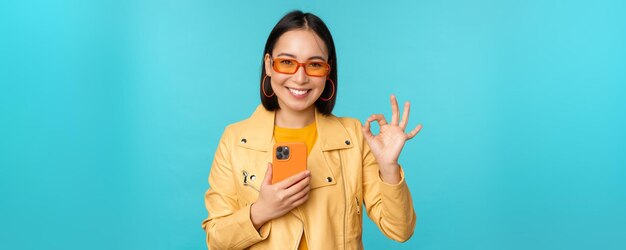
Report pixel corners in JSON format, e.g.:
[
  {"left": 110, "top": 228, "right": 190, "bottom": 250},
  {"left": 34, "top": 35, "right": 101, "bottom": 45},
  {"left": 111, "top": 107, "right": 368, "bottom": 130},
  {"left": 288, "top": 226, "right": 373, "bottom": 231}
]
[{"left": 237, "top": 105, "right": 353, "bottom": 152}]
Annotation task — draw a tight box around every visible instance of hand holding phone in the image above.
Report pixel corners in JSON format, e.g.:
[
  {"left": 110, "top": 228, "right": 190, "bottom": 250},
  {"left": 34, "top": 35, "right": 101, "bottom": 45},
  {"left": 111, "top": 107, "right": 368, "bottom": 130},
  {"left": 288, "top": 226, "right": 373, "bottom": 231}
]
[{"left": 250, "top": 144, "right": 309, "bottom": 229}]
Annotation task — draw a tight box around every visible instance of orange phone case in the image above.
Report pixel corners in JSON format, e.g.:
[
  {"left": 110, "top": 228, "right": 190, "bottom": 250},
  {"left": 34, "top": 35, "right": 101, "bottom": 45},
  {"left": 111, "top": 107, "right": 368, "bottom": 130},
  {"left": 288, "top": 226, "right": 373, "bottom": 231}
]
[{"left": 272, "top": 142, "right": 307, "bottom": 184}]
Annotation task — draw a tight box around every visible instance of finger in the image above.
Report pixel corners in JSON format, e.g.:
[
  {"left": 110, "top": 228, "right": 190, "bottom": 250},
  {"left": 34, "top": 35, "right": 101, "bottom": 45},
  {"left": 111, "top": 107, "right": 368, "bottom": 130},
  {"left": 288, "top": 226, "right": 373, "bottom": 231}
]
[
  {"left": 367, "top": 114, "right": 388, "bottom": 126},
  {"left": 282, "top": 175, "right": 311, "bottom": 197},
  {"left": 362, "top": 119, "right": 374, "bottom": 140},
  {"left": 276, "top": 170, "right": 311, "bottom": 189},
  {"left": 390, "top": 95, "right": 400, "bottom": 125},
  {"left": 406, "top": 124, "right": 423, "bottom": 140},
  {"left": 399, "top": 101, "right": 410, "bottom": 130},
  {"left": 262, "top": 163, "right": 273, "bottom": 186},
  {"left": 287, "top": 182, "right": 310, "bottom": 203},
  {"left": 291, "top": 192, "right": 310, "bottom": 207}
]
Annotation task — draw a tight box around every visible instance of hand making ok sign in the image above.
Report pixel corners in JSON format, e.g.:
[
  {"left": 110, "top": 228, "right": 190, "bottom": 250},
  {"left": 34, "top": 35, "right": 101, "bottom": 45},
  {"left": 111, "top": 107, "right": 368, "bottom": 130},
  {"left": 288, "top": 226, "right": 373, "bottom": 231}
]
[{"left": 363, "top": 95, "right": 423, "bottom": 184}]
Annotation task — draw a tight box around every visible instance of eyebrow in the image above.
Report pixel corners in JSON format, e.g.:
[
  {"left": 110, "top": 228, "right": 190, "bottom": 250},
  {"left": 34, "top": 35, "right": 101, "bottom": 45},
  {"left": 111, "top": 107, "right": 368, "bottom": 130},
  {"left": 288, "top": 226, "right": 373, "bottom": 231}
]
[{"left": 276, "top": 53, "right": 327, "bottom": 61}]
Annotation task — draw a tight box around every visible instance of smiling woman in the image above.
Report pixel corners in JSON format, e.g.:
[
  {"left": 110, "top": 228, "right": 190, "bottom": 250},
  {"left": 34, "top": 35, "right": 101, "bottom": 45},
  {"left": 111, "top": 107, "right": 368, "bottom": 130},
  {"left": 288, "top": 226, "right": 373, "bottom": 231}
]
[
  {"left": 201, "top": 10, "right": 423, "bottom": 250},
  {"left": 259, "top": 11, "right": 338, "bottom": 118}
]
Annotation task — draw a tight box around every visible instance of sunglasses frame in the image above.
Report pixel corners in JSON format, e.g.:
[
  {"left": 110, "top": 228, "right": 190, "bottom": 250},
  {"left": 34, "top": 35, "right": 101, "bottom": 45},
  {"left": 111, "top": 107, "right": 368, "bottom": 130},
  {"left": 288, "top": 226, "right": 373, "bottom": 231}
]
[{"left": 271, "top": 57, "right": 331, "bottom": 77}]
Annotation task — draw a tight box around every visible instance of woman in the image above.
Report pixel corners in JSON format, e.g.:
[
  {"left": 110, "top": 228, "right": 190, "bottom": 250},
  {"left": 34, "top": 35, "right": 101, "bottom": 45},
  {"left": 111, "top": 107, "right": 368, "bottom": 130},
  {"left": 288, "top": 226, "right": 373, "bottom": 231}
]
[{"left": 202, "top": 10, "right": 423, "bottom": 250}]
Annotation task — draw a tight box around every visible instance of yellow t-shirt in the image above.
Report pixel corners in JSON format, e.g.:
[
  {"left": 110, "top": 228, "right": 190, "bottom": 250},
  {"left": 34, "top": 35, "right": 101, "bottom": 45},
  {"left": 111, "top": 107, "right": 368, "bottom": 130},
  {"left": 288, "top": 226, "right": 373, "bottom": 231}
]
[{"left": 273, "top": 122, "right": 317, "bottom": 250}]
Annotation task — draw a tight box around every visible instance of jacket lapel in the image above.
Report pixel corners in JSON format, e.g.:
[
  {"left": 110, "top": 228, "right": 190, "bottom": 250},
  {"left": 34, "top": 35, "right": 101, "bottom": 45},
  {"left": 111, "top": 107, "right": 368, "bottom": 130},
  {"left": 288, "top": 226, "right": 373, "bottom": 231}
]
[
  {"left": 314, "top": 109, "right": 353, "bottom": 151},
  {"left": 236, "top": 105, "right": 274, "bottom": 152},
  {"left": 236, "top": 105, "right": 355, "bottom": 190}
]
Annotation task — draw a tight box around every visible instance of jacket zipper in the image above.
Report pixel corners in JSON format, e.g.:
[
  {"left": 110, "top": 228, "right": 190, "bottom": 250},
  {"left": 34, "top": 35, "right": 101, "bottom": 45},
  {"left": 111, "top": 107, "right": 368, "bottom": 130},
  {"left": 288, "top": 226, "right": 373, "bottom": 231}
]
[
  {"left": 339, "top": 151, "right": 347, "bottom": 250},
  {"left": 242, "top": 170, "right": 260, "bottom": 192},
  {"left": 355, "top": 196, "right": 361, "bottom": 215}
]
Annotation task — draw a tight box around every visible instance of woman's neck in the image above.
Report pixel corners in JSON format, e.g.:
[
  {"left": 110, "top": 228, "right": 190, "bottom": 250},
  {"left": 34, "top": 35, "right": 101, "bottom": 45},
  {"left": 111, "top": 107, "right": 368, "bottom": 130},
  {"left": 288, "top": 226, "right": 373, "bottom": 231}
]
[{"left": 275, "top": 106, "right": 315, "bottom": 128}]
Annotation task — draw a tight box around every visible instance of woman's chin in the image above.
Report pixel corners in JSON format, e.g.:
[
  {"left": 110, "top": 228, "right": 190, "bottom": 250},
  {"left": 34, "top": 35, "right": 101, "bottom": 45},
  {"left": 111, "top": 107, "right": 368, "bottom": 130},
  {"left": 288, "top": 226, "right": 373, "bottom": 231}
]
[{"left": 279, "top": 100, "right": 315, "bottom": 113}]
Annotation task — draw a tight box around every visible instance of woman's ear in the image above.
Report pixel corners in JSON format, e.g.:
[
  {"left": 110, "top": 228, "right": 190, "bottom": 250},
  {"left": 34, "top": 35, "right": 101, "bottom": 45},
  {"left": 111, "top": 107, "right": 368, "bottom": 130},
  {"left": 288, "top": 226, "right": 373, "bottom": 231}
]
[{"left": 264, "top": 53, "right": 272, "bottom": 77}]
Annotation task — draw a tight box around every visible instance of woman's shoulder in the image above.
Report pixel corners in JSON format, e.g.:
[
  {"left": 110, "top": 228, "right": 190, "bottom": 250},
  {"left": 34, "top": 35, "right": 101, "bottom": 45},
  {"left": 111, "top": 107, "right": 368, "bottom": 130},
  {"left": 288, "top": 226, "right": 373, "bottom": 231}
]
[
  {"left": 221, "top": 116, "right": 255, "bottom": 136},
  {"left": 331, "top": 114, "right": 364, "bottom": 129},
  {"left": 216, "top": 105, "right": 273, "bottom": 146},
  {"left": 324, "top": 115, "right": 367, "bottom": 145},
  {"left": 324, "top": 114, "right": 366, "bottom": 140}
]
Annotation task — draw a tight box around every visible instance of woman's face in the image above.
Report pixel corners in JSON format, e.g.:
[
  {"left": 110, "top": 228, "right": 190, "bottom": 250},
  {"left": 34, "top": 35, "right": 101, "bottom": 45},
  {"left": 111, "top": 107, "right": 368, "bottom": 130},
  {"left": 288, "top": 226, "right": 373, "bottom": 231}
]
[{"left": 265, "top": 29, "right": 329, "bottom": 114}]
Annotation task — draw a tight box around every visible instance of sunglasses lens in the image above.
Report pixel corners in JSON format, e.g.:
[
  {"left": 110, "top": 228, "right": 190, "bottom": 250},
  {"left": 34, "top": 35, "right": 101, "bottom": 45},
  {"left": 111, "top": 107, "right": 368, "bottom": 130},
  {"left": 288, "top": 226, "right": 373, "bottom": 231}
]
[
  {"left": 274, "top": 59, "right": 298, "bottom": 74},
  {"left": 305, "top": 62, "right": 329, "bottom": 76}
]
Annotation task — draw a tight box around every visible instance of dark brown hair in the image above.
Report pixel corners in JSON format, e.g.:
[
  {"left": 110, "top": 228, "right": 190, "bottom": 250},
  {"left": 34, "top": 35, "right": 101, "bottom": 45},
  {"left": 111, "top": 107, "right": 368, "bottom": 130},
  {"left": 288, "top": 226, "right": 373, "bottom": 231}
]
[{"left": 260, "top": 10, "right": 337, "bottom": 115}]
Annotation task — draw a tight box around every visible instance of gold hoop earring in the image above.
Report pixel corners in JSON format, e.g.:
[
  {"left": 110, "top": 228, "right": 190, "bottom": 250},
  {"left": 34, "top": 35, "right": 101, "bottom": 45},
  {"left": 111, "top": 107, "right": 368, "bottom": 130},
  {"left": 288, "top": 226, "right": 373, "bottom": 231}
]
[
  {"left": 262, "top": 75, "right": 275, "bottom": 98},
  {"left": 320, "top": 78, "right": 335, "bottom": 101}
]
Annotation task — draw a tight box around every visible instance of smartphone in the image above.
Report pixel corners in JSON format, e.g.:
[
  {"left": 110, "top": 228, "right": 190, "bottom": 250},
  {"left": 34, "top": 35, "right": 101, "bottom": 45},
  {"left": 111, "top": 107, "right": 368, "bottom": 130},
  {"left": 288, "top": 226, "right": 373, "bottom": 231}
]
[{"left": 272, "top": 142, "right": 307, "bottom": 184}]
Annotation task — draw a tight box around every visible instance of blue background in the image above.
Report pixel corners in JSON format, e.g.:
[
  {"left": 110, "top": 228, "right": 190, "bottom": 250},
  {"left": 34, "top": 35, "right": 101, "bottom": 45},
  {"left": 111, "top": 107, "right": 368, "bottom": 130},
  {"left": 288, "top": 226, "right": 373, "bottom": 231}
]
[{"left": 1, "top": 0, "right": 625, "bottom": 249}]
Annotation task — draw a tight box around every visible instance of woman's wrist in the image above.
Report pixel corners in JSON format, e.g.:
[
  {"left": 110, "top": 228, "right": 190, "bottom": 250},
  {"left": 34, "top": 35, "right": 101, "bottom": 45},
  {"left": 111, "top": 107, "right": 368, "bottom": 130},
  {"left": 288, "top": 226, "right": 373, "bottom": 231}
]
[
  {"left": 250, "top": 202, "right": 268, "bottom": 230},
  {"left": 379, "top": 163, "right": 401, "bottom": 184}
]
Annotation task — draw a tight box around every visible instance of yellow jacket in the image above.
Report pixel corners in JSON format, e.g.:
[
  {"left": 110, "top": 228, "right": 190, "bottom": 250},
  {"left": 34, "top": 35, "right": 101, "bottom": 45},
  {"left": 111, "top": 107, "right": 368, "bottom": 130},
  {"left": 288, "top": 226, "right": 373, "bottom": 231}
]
[{"left": 202, "top": 105, "right": 417, "bottom": 249}]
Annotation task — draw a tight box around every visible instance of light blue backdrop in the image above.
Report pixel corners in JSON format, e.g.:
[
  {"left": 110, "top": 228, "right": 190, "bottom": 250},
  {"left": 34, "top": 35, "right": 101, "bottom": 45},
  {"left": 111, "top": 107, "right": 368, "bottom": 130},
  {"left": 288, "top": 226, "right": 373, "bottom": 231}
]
[{"left": 1, "top": 0, "right": 625, "bottom": 249}]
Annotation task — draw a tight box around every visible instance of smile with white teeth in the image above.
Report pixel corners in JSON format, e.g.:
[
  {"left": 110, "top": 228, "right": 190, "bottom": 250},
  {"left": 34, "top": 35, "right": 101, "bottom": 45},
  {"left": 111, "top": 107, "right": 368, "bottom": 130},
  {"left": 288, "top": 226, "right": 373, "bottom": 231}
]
[{"left": 287, "top": 87, "right": 309, "bottom": 96}]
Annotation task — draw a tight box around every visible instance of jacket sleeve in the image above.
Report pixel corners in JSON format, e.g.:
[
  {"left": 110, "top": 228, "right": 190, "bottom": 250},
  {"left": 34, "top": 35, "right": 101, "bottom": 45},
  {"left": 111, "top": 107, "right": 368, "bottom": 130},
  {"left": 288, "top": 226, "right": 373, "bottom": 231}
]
[
  {"left": 357, "top": 120, "right": 417, "bottom": 242},
  {"left": 201, "top": 127, "right": 271, "bottom": 249}
]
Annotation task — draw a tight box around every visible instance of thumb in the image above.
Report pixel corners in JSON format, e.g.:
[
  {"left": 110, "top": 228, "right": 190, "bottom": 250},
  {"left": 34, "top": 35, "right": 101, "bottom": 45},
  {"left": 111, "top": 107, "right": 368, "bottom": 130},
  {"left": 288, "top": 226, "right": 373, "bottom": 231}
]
[
  {"left": 262, "top": 162, "right": 273, "bottom": 186},
  {"left": 362, "top": 119, "right": 374, "bottom": 142}
]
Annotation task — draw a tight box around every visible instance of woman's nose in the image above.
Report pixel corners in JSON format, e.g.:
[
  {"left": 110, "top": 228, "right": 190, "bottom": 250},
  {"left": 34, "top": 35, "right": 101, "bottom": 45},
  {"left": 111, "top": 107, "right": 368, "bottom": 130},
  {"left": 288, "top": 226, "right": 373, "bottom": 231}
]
[{"left": 292, "top": 66, "right": 309, "bottom": 84}]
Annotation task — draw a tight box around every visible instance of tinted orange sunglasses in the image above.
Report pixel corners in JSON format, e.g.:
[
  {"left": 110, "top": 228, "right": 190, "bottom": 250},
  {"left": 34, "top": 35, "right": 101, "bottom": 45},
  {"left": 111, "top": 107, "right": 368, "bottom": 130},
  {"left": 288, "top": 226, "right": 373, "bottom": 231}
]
[{"left": 271, "top": 57, "right": 331, "bottom": 77}]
